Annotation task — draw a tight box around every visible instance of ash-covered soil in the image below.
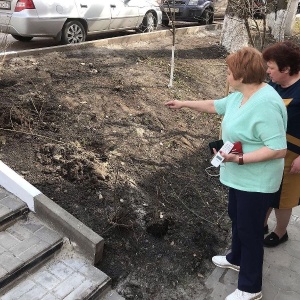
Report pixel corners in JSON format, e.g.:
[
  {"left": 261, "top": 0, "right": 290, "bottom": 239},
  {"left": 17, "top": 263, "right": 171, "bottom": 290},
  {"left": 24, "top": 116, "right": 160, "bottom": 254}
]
[{"left": 0, "top": 30, "right": 232, "bottom": 299}]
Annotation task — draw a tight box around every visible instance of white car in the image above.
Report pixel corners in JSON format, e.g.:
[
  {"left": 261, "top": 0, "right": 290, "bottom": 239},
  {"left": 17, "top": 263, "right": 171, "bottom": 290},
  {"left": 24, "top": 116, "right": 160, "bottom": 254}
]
[{"left": 0, "top": 0, "right": 162, "bottom": 44}]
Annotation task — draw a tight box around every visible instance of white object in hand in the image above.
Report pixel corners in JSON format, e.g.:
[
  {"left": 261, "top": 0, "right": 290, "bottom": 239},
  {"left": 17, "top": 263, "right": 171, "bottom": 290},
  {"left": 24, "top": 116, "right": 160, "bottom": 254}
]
[{"left": 211, "top": 141, "right": 234, "bottom": 167}]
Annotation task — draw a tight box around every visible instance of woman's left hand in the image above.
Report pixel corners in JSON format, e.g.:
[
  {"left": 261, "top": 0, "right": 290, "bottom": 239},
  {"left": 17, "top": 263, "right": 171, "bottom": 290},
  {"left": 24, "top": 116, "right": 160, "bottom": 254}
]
[
  {"left": 290, "top": 155, "right": 300, "bottom": 174},
  {"left": 213, "top": 145, "right": 286, "bottom": 165},
  {"left": 213, "top": 149, "right": 239, "bottom": 164}
]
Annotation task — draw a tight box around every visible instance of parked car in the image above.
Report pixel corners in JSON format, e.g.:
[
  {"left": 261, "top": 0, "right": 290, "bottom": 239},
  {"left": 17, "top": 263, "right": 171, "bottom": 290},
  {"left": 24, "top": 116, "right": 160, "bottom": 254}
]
[
  {"left": 161, "top": 0, "right": 214, "bottom": 26},
  {"left": 0, "top": 0, "right": 162, "bottom": 44}
]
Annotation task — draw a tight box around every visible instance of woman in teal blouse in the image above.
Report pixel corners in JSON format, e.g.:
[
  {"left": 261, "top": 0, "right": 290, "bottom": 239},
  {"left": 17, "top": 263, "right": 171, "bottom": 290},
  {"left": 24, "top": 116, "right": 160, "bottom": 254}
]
[{"left": 165, "top": 47, "right": 287, "bottom": 300}]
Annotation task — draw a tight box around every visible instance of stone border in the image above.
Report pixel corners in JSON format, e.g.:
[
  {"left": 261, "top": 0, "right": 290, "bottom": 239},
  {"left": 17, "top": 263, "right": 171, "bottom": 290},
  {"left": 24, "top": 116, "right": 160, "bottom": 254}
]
[
  {"left": 0, "top": 161, "right": 40, "bottom": 211},
  {"left": 1, "top": 23, "right": 222, "bottom": 59},
  {"left": 0, "top": 160, "right": 103, "bottom": 264},
  {"left": 34, "top": 193, "right": 104, "bottom": 265}
]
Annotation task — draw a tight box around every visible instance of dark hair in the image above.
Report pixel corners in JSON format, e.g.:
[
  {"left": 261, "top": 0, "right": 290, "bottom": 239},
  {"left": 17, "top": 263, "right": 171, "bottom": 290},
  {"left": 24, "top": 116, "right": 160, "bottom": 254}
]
[
  {"left": 226, "top": 47, "right": 266, "bottom": 84},
  {"left": 262, "top": 41, "right": 300, "bottom": 75}
]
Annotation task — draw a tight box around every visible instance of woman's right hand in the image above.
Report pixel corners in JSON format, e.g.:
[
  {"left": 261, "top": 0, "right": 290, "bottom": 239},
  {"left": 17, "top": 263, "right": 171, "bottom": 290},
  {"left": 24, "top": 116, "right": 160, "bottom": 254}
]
[{"left": 165, "top": 100, "right": 183, "bottom": 109}]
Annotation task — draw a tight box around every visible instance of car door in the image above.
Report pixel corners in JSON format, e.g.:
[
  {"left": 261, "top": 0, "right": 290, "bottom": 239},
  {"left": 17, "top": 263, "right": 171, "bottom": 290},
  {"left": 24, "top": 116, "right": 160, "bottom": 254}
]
[
  {"left": 74, "top": 0, "right": 111, "bottom": 33},
  {"left": 109, "top": 0, "right": 140, "bottom": 30}
]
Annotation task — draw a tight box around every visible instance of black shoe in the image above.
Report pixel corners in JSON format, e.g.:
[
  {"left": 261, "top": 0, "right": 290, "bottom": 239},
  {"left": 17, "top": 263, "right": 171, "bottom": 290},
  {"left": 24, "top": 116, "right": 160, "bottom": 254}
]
[
  {"left": 264, "top": 225, "right": 269, "bottom": 234},
  {"left": 264, "top": 232, "right": 288, "bottom": 247}
]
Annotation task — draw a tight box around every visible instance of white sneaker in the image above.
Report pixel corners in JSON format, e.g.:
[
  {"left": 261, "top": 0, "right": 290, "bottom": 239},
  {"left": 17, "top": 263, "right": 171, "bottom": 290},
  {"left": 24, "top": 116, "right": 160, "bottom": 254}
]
[
  {"left": 225, "top": 289, "right": 262, "bottom": 300},
  {"left": 212, "top": 256, "right": 240, "bottom": 271}
]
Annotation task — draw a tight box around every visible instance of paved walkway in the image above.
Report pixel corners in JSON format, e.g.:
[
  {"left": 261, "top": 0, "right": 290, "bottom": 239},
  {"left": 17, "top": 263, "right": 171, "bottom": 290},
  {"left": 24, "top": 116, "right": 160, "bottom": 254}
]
[
  {"left": 1, "top": 246, "right": 110, "bottom": 300},
  {"left": 0, "top": 186, "right": 122, "bottom": 300},
  {"left": 205, "top": 206, "right": 300, "bottom": 299}
]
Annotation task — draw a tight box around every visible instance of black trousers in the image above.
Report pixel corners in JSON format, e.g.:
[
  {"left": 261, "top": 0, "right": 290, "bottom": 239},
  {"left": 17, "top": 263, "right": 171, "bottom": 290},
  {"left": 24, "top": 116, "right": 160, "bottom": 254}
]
[{"left": 226, "top": 188, "right": 273, "bottom": 293}]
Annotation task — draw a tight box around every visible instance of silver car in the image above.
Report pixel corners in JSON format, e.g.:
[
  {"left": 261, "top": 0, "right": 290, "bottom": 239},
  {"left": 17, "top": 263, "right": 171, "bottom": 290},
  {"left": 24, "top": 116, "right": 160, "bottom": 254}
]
[{"left": 0, "top": 0, "right": 162, "bottom": 44}]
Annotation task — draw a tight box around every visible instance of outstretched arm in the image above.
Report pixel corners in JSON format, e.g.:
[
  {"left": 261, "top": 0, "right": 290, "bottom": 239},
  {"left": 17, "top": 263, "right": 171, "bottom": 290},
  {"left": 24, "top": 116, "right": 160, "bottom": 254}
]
[{"left": 165, "top": 100, "right": 217, "bottom": 114}]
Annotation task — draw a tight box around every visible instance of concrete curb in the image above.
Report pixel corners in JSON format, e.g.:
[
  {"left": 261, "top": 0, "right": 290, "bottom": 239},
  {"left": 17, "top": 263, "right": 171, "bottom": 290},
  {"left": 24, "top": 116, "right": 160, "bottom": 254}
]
[
  {"left": 1, "top": 23, "right": 223, "bottom": 59},
  {"left": 0, "top": 160, "right": 103, "bottom": 265},
  {"left": 0, "top": 160, "right": 40, "bottom": 211},
  {"left": 34, "top": 193, "right": 104, "bottom": 265}
]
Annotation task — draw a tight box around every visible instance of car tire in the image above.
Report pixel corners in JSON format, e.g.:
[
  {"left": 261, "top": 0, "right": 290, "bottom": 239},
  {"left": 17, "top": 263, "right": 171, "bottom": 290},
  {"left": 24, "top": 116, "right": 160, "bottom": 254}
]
[
  {"left": 139, "top": 12, "right": 156, "bottom": 32},
  {"left": 199, "top": 8, "right": 214, "bottom": 25},
  {"left": 61, "top": 20, "right": 86, "bottom": 44},
  {"left": 11, "top": 35, "right": 33, "bottom": 42}
]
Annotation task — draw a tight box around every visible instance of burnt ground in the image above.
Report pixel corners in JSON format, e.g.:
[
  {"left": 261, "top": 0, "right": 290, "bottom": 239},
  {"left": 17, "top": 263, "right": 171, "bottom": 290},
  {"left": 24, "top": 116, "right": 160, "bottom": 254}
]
[{"left": 0, "top": 30, "right": 233, "bottom": 299}]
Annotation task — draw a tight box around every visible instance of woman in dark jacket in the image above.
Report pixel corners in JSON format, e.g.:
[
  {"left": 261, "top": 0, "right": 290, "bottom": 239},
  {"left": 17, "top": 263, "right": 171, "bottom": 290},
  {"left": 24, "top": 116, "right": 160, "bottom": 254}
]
[{"left": 262, "top": 41, "right": 300, "bottom": 247}]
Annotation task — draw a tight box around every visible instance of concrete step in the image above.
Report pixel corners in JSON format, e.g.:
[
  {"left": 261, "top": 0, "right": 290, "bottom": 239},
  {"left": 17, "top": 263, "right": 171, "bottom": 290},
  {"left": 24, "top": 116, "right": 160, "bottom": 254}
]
[
  {"left": 0, "top": 187, "right": 29, "bottom": 231},
  {"left": 0, "top": 244, "right": 113, "bottom": 300},
  {"left": 0, "top": 175, "right": 124, "bottom": 299},
  {"left": 0, "top": 213, "right": 63, "bottom": 290}
]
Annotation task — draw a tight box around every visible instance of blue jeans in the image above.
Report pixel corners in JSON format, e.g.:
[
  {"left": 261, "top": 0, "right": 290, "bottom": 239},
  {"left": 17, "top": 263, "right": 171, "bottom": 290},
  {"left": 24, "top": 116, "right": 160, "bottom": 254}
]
[{"left": 226, "top": 188, "right": 273, "bottom": 293}]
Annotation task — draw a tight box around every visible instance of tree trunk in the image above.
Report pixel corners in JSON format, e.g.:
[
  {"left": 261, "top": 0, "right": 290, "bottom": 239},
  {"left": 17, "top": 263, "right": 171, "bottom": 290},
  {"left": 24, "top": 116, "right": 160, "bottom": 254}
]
[
  {"left": 266, "top": 0, "right": 298, "bottom": 41},
  {"left": 221, "top": 15, "right": 249, "bottom": 53},
  {"left": 220, "top": 0, "right": 249, "bottom": 53},
  {"left": 283, "top": 0, "right": 298, "bottom": 35}
]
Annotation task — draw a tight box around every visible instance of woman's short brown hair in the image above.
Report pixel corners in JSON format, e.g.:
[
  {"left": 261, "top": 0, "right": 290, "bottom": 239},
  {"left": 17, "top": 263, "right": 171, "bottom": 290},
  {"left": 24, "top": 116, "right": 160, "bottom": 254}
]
[
  {"left": 262, "top": 41, "right": 300, "bottom": 75},
  {"left": 226, "top": 47, "right": 266, "bottom": 84}
]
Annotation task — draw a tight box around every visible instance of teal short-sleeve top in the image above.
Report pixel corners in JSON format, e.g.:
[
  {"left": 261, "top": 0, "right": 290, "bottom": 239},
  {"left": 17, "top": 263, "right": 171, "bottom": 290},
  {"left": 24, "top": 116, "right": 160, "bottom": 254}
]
[{"left": 214, "top": 84, "right": 287, "bottom": 193}]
